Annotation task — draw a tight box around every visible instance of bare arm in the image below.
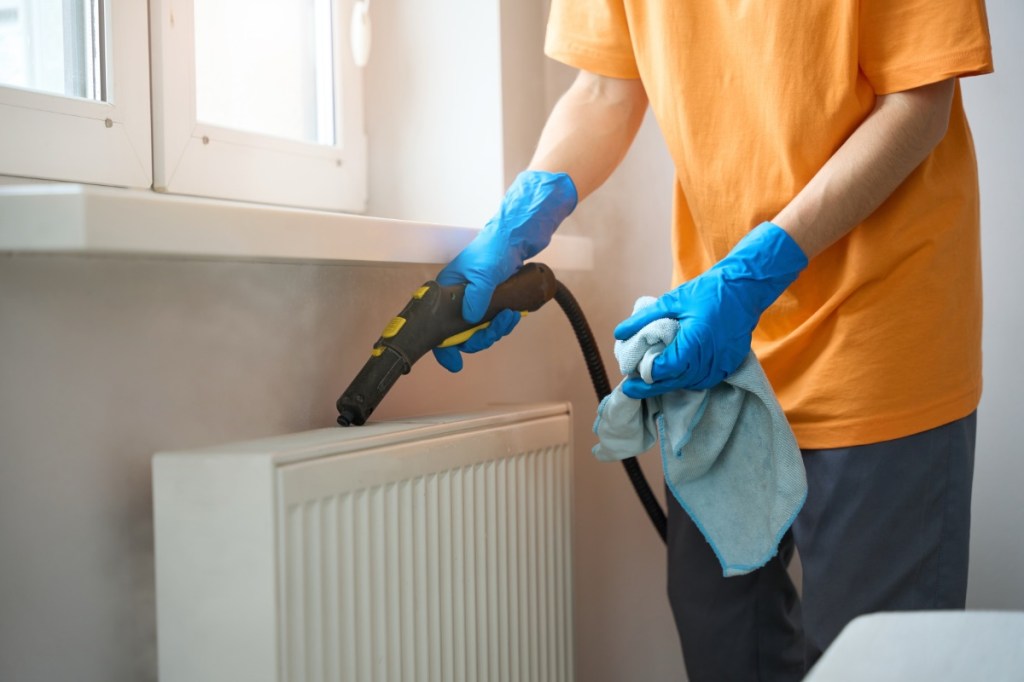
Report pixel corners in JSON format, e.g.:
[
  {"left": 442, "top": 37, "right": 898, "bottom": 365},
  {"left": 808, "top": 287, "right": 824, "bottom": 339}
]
[
  {"left": 773, "top": 78, "right": 956, "bottom": 258},
  {"left": 528, "top": 70, "right": 649, "bottom": 201}
]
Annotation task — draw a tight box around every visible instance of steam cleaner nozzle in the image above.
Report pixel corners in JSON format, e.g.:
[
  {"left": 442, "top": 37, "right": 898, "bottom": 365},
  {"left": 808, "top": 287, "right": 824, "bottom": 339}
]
[{"left": 335, "top": 263, "right": 558, "bottom": 426}]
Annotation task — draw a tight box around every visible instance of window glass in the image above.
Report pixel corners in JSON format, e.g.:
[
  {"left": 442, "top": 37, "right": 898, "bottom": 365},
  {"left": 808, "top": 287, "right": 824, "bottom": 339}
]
[
  {"left": 0, "top": 0, "right": 106, "bottom": 100},
  {"left": 194, "top": 0, "right": 335, "bottom": 145}
]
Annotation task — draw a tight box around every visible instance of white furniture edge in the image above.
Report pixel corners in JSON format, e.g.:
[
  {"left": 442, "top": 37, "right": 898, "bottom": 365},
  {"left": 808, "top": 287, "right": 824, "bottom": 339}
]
[
  {"left": 0, "top": 184, "right": 593, "bottom": 269},
  {"left": 803, "top": 610, "right": 1024, "bottom": 681}
]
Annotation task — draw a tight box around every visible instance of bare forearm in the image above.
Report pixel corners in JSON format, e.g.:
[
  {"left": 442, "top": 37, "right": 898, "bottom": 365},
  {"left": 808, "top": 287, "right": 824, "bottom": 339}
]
[
  {"left": 529, "top": 71, "right": 648, "bottom": 201},
  {"left": 773, "top": 78, "right": 956, "bottom": 258}
]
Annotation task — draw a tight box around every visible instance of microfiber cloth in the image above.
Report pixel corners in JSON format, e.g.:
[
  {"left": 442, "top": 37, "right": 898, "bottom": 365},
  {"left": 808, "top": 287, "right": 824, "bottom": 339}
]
[{"left": 593, "top": 296, "right": 807, "bottom": 576}]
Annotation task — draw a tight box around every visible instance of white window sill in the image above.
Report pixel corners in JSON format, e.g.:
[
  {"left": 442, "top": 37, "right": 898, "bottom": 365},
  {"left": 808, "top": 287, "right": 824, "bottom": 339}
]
[{"left": 0, "top": 184, "right": 593, "bottom": 269}]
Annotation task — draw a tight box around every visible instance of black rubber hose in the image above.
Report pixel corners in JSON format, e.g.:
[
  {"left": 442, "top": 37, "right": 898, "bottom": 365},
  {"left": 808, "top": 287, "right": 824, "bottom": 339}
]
[{"left": 553, "top": 281, "right": 668, "bottom": 544}]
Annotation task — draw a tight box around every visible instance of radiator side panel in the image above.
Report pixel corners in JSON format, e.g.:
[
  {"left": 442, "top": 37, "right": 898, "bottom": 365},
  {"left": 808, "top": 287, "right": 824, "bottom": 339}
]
[{"left": 153, "top": 455, "right": 280, "bottom": 682}]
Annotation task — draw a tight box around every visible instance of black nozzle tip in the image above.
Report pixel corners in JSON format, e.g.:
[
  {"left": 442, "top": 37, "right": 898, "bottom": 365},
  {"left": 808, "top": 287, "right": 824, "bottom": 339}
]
[{"left": 337, "top": 409, "right": 355, "bottom": 427}]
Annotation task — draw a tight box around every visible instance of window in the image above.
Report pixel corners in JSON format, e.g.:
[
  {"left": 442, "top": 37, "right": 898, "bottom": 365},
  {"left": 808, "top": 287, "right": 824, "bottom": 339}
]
[
  {"left": 151, "top": 0, "right": 366, "bottom": 211},
  {"left": 0, "top": 0, "right": 151, "bottom": 187},
  {"left": 0, "top": 0, "right": 367, "bottom": 212},
  {"left": 0, "top": 0, "right": 106, "bottom": 100},
  {"left": 193, "top": 0, "right": 335, "bottom": 145}
]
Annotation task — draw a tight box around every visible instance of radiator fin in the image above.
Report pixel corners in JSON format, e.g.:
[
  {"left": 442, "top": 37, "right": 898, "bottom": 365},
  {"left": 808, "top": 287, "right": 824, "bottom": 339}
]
[{"left": 282, "top": 445, "right": 572, "bottom": 682}]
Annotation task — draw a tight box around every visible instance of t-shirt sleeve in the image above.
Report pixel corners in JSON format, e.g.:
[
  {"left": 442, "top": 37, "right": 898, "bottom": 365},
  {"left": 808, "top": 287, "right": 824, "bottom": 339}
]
[
  {"left": 544, "top": 0, "right": 640, "bottom": 79},
  {"left": 859, "top": 0, "right": 993, "bottom": 94}
]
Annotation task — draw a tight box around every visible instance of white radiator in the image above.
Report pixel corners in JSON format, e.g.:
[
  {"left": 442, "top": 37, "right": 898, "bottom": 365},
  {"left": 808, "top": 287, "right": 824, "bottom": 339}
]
[{"left": 153, "top": 403, "right": 573, "bottom": 682}]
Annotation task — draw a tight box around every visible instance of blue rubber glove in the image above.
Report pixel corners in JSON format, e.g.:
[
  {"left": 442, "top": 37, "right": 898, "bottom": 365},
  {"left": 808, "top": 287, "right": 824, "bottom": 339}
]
[
  {"left": 615, "top": 221, "right": 807, "bottom": 396},
  {"left": 432, "top": 170, "right": 578, "bottom": 373}
]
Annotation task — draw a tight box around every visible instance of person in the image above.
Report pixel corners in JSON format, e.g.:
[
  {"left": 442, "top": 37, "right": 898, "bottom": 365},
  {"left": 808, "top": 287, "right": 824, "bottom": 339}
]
[{"left": 432, "top": 1, "right": 994, "bottom": 679}]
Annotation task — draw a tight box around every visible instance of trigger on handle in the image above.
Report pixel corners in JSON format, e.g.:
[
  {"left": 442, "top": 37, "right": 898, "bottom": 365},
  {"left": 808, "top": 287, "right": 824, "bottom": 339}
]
[
  {"left": 437, "top": 310, "right": 528, "bottom": 348},
  {"left": 438, "top": 321, "right": 491, "bottom": 348}
]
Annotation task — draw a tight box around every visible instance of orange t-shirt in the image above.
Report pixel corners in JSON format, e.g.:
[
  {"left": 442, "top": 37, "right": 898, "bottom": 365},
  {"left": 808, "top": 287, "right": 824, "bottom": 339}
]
[{"left": 546, "top": 0, "right": 993, "bottom": 448}]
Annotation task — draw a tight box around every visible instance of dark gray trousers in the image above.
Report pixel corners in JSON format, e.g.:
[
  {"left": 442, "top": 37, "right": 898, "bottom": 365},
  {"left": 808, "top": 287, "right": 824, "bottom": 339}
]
[{"left": 666, "top": 412, "right": 977, "bottom": 682}]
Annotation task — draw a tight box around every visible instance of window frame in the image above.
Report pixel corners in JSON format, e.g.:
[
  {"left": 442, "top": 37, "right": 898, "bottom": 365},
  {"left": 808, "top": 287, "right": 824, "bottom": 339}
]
[
  {"left": 0, "top": 0, "right": 152, "bottom": 188},
  {"left": 149, "top": 0, "right": 367, "bottom": 212}
]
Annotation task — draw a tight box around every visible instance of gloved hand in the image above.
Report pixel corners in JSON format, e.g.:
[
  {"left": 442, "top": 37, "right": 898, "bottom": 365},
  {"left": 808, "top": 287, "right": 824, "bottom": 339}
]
[
  {"left": 432, "top": 170, "right": 577, "bottom": 372},
  {"left": 615, "top": 221, "right": 807, "bottom": 396}
]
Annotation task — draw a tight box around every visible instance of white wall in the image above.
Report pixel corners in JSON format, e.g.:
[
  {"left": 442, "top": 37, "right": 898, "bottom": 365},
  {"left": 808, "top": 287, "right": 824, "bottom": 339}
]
[
  {"left": 961, "top": 0, "right": 1024, "bottom": 610},
  {"left": 362, "top": 0, "right": 505, "bottom": 225},
  {"left": 363, "top": 0, "right": 552, "bottom": 226}
]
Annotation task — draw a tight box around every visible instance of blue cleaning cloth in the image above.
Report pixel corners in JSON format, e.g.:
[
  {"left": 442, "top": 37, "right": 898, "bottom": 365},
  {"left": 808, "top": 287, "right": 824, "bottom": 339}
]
[{"left": 594, "top": 296, "right": 807, "bottom": 576}]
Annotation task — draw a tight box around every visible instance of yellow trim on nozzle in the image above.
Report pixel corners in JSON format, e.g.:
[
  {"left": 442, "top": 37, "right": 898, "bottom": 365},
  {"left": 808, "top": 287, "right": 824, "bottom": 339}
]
[
  {"left": 437, "top": 311, "right": 527, "bottom": 348},
  {"left": 381, "top": 316, "right": 407, "bottom": 339},
  {"left": 438, "top": 321, "right": 491, "bottom": 348}
]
